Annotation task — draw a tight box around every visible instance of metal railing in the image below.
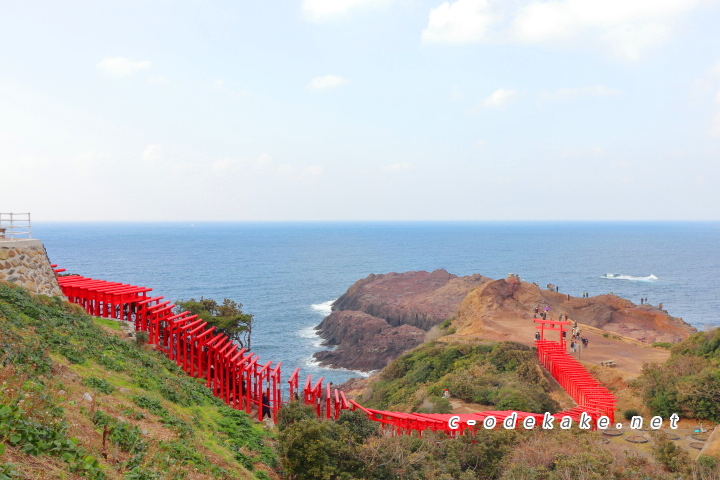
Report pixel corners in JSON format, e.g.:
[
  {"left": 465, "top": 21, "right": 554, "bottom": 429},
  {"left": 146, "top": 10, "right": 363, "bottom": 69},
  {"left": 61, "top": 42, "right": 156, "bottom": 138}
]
[{"left": 0, "top": 212, "right": 32, "bottom": 240}]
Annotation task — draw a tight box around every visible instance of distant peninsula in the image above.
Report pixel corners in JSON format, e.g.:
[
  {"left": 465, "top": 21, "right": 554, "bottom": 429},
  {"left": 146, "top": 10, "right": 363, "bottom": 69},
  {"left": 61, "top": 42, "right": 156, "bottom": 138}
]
[{"left": 313, "top": 270, "right": 696, "bottom": 372}]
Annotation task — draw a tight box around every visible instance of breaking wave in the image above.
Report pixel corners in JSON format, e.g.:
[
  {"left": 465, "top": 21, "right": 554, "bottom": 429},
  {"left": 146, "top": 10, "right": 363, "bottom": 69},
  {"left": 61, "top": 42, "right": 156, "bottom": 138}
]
[
  {"left": 311, "top": 300, "right": 334, "bottom": 316},
  {"left": 602, "top": 273, "right": 658, "bottom": 282},
  {"left": 298, "top": 325, "right": 324, "bottom": 348},
  {"left": 304, "top": 356, "right": 375, "bottom": 377}
]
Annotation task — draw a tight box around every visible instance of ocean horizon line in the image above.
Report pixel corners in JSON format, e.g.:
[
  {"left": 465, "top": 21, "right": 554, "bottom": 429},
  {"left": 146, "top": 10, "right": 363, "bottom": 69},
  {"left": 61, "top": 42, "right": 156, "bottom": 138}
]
[{"left": 33, "top": 219, "right": 720, "bottom": 225}]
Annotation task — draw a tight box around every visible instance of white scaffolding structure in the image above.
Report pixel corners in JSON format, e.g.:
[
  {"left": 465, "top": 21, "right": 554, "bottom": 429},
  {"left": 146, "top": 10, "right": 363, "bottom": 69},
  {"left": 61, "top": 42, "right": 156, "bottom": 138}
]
[{"left": 0, "top": 212, "right": 32, "bottom": 240}]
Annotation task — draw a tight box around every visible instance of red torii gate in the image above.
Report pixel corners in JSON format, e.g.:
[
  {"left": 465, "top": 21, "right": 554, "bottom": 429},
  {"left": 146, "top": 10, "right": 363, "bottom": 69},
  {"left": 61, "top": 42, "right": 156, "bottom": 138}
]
[
  {"left": 534, "top": 319, "right": 617, "bottom": 422},
  {"left": 55, "top": 271, "right": 618, "bottom": 434},
  {"left": 534, "top": 317, "right": 571, "bottom": 348}
]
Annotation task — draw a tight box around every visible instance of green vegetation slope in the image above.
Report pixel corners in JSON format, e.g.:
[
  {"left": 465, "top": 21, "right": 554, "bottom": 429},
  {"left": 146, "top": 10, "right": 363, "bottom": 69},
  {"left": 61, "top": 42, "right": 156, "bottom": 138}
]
[
  {"left": 636, "top": 328, "right": 720, "bottom": 422},
  {"left": 359, "top": 340, "right": 559, "bottom": 414},
  {"left": 0, "top": 282, "right": 276, "bottom": 480}
]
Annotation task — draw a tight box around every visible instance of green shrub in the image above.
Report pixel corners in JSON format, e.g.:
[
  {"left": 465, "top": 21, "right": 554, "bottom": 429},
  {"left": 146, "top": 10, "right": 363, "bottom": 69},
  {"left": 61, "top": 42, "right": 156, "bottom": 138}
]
[
  {"left": 135, "top": 331, "right": 149, "bottom": 346},
  {"left": 416, "top": 396, "right": 452, "bottom": 414},
  {"left": 652, "top": 435, "right": 689, "bottom": 473},
  {"left": 0, "top": 403, "right": 105, "bottom": 479},
  {"left": 336, "top": 410, "right": 378, "bottom": 441},
  {"left": 277, "top": 401, "right": 318, "bottom": 432},
  {"left": 133, "top": 395, "right": 166, "bottom": 416},
  {"left": 91, "top": 411, "right": 146, "bottom": 454},
  {"left": 623, "top": 409, "right": 640, "bottom": 421},
  {"left": 697, "top": 455, "right": 718, "bottom": 470},
  {"left": 82, "top": 377, "right": 115, "bottom": 395}
]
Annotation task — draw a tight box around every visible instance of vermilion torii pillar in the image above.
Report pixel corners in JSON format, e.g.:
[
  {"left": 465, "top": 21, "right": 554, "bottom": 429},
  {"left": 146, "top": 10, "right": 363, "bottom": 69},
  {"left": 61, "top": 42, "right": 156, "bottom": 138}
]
[{"left": 533, "top": 317, "right": 572, "bottom": 349}]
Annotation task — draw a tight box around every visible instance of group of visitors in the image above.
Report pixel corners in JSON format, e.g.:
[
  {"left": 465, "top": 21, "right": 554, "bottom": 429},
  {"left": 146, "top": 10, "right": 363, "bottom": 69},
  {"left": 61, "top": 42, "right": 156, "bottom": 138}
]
[
  {"left": 569, "top": 324, "right": 589, "bottom": 352},
  {"left": 534, "top": 306, "right": 551, "bottom": 320},
  {"left": 570, "top": 337, "right": 589, "bottom": 352}
]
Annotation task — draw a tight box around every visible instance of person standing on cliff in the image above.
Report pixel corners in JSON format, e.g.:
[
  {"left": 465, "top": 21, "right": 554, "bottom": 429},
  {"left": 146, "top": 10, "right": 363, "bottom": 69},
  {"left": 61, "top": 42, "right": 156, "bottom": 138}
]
[{"left": 261, "top": 391, "right": 271, "bottom": 420}]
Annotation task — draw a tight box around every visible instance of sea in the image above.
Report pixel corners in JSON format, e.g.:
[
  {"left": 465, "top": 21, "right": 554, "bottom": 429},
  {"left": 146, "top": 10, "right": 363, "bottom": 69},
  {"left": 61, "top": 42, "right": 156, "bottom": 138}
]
[{"left": 33, "top": 221, "right": 720, "bottom": 386}]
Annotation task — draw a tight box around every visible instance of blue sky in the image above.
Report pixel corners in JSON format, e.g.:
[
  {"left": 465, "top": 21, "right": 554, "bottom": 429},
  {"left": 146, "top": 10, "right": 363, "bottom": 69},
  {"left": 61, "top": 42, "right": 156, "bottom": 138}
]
[{"left": 2, "top": 0, "right": 720, "bottom": 221}]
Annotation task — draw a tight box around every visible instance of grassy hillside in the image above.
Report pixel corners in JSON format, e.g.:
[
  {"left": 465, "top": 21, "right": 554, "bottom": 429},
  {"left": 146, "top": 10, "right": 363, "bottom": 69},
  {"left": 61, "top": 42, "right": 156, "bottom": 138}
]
[
  {"left": 359, "top": 339, "right": 560, "bottom": 414},
  {"left": 0, "top": 282, "right": 277, "bottom": 480},
  {"left": 635, "top": 328, "right": 720, "bottom": 422}
]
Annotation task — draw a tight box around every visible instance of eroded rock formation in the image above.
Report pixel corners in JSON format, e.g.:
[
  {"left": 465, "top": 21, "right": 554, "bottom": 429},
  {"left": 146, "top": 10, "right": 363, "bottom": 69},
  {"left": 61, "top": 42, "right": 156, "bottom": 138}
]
[
  {"left": 454, "top": 277, "right": 696, "bottom": 344},
  {"left": 313, "top": 269, "right": 491, "bottom": 371}
]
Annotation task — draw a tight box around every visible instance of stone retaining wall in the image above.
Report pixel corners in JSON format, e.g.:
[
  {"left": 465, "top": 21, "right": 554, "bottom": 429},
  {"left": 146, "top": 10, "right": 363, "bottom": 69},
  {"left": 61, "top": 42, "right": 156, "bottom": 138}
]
[{"left": 0, "top": 239, "right": 64, "bottom": 297}]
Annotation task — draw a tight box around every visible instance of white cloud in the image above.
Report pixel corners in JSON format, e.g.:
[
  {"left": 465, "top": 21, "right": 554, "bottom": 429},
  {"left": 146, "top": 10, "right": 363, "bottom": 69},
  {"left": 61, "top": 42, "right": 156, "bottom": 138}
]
[
  {"left": 422, "top": 0, "right": 497, "bottom": 44},
  {"left": 210, "top": 153, "right": 321, "bottom": 180},
  {"left": 307, "top": 75, "right": 350, "bottom": 91},
  {"left": 382, "top": 162, "right": 415, "bottom": 172},
  {"left": 482, "top": 88, "right": 518, "bottom": 108},
  {"left": 561, "top": 146, "right": 605, "bottom": 158},
  {"left": 701, "top": 64, "right": 720, "bottom": 137},
  {"left": 96, "top": 57, "right": 151, "bottom": 76},
  {"left": 540, "top": 85, "right": 622, "bottom": 102},
  {"left": 72, "top": 152, "right": 110, "bottom": 175},
  {"left": 300, "top": 165, "right": 324, "bottom": 178},
  {"left": 450, "top": 85, "right": 464, "bottom": 102},
  {"left": 302, "top": 0, "right": 393, "bottom": 22},
  {"left": 422, "top": 0, "right": 704, "bottom": 59},
  {"left": 211, "top": 157, "right": 234, "bottom": 172},
  {"left": 149, "top": 76, "right": 169, "bottom": 85},
  {"left": 142, "top": 145, "right": 162, "bottom": 162},
  {"left": 711, "top": 113, "right": 720, "bottom": 138}
]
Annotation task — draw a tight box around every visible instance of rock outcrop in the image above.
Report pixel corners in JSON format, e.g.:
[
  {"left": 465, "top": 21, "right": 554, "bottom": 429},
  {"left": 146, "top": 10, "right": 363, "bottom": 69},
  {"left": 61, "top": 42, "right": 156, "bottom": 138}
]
[
  {"left": 0, "top": 239, "right": 63, "bottom": 297},
  {"left": 454, "top": 277, "right": 696, "bottom": 344},
  {"left": 313, "top": 269, "right": 491, "bottom": 371},
  {"left": 313, "top": 311, "right": 426, "bottom": 372}
]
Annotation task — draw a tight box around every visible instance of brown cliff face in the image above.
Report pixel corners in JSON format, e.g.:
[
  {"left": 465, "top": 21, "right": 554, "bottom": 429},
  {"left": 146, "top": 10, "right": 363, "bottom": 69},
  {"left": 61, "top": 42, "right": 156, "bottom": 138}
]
[
  {"left": 314, "top": 272, "right": 696, "bottom": 372},
  {"left": 331, "top": 269, "right": 491, "bottom": 330},
  {"left": 454, "top": 278, "right": 697, "bottom": 344},
  {"left": 313, "top": 270, "right": 491, "bottom": 371},
  {"left": 313, "top": 311, "right": 426, "bottom": 372}
]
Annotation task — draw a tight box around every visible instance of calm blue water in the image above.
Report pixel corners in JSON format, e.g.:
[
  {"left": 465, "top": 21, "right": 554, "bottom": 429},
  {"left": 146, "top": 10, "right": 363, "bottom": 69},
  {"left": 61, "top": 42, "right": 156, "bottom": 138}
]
[{"left": 34, "top": 222, "right": 720, "bottom": 385}]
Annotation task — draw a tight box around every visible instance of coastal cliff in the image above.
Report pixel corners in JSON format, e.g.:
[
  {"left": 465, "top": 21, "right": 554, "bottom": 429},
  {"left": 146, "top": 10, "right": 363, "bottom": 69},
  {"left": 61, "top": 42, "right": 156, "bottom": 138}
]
[
  {"left": 330, "top": 269, "right": 492, "bottom": 330},
  {"left": 315, "top": 271, "right": 697, "bottom": 372},
  {"left": 454, "top": 277, "right": 696, "bottom": 344},
  {"left": 313, "top": 269, "right": 491, "bottom": 371}
]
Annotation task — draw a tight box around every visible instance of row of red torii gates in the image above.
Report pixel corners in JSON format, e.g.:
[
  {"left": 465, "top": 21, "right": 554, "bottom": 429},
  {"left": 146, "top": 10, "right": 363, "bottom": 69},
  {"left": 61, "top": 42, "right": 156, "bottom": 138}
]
[{"left": 53, "top": 268, "right": 616, "bottom": 434}]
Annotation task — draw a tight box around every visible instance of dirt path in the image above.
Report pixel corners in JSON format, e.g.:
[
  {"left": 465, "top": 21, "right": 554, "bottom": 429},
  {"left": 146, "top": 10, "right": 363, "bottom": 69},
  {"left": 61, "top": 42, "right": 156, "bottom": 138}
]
[{"left": 443, "top": 313, "right": 670, "bottom": 380}]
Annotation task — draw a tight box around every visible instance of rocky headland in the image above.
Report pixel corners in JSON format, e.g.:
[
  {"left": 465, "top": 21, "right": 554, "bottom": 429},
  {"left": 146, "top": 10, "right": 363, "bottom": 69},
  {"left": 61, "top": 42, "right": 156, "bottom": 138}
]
[
  {"left": 313, "top": 269, "right": 491, "bottom": 371},
  {"left": 453, "top": 276, "right": 696, "bottom": 344},
  {"left": 315, "top": 271, "right": 697, "bottom": 373}
]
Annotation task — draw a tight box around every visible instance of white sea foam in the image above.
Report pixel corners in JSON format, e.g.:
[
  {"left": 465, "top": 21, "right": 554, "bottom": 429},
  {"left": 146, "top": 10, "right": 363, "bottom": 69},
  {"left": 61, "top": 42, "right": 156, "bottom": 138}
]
[
  {"left": 298, "top": 325, "right": 324, "bottom": 348},
  {"left": 304, "top": 356, "right": 375, "bottom": 377},
  {"left": 602, "top": 273, "right": 658, "bottom": 282},
  {"left": 311, "top": 300, "right": 334, "bottom": 316}
]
